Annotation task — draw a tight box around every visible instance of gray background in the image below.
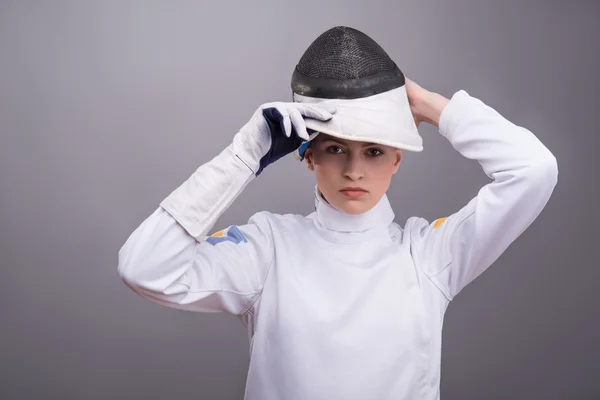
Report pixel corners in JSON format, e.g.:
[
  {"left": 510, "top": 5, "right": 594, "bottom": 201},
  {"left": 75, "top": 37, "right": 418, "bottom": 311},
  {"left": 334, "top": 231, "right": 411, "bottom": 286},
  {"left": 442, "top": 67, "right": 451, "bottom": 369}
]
[{"left": 0, "top": 1, "right": 598, "bottom": 399}]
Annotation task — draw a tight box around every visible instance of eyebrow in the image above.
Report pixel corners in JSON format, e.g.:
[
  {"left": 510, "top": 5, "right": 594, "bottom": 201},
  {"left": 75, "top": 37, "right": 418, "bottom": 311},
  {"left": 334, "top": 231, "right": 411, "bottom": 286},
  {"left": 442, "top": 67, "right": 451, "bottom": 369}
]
[{"left": 321, "top": 137, "right": 379, "bottom": 148}]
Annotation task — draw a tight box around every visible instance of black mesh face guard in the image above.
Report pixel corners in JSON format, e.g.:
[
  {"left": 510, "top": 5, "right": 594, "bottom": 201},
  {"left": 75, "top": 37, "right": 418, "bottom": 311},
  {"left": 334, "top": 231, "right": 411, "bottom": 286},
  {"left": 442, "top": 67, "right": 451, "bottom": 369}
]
[{"left": 291, "top": 26, "right": 405, "bottom": 99}]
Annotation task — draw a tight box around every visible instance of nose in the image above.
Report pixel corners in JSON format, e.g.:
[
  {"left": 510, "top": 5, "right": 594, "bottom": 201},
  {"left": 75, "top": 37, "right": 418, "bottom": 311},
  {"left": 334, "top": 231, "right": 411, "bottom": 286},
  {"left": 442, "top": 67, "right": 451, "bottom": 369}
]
[{"left": 342, "top": 154, "right": 365, "bottom": 181}]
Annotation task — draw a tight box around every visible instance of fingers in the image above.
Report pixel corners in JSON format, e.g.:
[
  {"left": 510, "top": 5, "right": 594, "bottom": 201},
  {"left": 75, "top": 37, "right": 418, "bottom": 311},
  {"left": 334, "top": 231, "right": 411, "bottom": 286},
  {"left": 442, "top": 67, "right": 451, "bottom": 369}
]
[
  {"left": 296, "top": 103, "right": 337, "bottom": 121},
  {"left": 260, "top": 101, "right": 335, "bottom": 140},
  {"left": 274, "top": 103, "right": 332, "bottom": 140},
  {"left": 273, "top": 106, "right": 292, "bottom": 138},
  {"left": 289, "top": 104, "right": 334, "bottom": 140},
  {"left": 288, "top": 108, "right": 310, "bottom": 141}
]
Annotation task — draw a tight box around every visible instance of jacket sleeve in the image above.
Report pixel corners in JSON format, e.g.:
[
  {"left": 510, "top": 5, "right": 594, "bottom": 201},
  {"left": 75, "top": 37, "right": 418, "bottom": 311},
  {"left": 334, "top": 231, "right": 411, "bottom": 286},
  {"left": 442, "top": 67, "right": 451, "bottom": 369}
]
[
  {"left": 407, "top": 90, "right": 558, "bottom": 301},
  {"left": 117, "top": 144, "right": 275, "bottom": 315}
]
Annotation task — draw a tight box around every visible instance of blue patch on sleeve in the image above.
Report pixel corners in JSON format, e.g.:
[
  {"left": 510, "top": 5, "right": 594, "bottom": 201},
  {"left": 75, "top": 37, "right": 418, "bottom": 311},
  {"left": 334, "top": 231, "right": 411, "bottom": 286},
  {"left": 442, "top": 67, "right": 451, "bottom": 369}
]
[{"left": 206, "top": 226, "right": 249, "bottom": 246}]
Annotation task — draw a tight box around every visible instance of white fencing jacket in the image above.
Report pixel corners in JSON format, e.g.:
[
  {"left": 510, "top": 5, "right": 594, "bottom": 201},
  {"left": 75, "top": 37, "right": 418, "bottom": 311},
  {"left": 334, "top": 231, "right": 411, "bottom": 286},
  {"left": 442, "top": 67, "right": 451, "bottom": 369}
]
[{"left": 118, "top": 90, "right": 558, "bottom": 399}]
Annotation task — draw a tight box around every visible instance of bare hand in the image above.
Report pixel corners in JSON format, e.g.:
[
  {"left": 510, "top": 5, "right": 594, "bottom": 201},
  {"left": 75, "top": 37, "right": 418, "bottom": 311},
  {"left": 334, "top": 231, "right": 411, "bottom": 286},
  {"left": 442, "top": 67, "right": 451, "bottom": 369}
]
[{"left": 405, "top": 76, "right": 449, "bottom": 129}]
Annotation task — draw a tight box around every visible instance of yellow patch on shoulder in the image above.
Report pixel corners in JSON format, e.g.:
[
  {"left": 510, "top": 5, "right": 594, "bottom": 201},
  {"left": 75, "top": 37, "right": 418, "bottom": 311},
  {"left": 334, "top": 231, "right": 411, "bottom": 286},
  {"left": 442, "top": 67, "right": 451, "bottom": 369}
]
[
  {"left": 210, "top": 229, "right": 225, "bottom": 237},
  {"left": 433, "top": 217, "right": 447, "bottom": 229}
]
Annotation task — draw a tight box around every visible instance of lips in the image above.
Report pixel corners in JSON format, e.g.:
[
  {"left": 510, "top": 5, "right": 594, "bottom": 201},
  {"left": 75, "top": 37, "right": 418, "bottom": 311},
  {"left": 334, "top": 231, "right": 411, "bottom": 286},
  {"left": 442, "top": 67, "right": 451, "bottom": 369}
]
[{"left": 340, "top": 187, "right": 368, "bottom": 199}]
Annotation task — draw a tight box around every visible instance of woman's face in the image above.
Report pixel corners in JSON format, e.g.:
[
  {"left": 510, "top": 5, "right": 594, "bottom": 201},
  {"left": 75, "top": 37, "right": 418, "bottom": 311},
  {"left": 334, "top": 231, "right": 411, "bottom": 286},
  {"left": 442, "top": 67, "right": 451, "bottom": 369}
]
[{"left": 303, "top": 133, "right": 402, "bottom": 215}]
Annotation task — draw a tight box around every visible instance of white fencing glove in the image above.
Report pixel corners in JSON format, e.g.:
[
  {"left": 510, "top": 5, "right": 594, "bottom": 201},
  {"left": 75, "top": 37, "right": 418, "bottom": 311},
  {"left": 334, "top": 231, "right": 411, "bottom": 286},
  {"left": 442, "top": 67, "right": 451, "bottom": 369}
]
[{"left": 231, "top": 102, "right": 337, "bottom": 176}]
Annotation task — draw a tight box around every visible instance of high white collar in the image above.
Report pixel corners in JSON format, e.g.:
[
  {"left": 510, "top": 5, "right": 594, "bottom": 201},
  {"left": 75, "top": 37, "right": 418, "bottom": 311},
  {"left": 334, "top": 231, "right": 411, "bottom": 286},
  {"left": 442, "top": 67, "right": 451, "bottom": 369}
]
[{"left": 312, "top": 185, "right": 395, "bottom": 242}]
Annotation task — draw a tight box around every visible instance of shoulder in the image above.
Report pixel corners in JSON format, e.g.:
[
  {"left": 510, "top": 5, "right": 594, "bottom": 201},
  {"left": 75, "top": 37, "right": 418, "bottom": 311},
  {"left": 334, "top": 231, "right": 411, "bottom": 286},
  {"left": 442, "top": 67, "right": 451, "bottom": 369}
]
[
  {"left": 248, "top": 210, "right": 314, "bottom": 230},
  {"left": 395, "top": 216, "right": 437, "bottom": 243}
]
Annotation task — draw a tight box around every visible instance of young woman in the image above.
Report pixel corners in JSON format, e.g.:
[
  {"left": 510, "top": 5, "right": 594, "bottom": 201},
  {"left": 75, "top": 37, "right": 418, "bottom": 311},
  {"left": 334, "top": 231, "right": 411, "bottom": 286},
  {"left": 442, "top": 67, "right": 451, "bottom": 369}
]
[{"left": 118, "top": 28, "right": 558, "bottom": 400}]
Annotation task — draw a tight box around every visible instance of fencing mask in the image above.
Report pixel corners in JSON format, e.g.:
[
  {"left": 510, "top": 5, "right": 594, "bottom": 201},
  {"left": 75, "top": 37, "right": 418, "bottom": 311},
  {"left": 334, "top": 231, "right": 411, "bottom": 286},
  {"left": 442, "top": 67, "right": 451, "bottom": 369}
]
[{"left": 291, "top": 26, "right": 423, "bottom": 160}]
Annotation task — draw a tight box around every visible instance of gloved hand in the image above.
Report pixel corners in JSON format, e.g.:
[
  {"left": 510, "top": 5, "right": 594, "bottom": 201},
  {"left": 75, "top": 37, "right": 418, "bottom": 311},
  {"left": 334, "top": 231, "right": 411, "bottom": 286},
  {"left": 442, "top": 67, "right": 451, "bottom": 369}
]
[{"left": 231, "top": 102, "right": 337, "bottom": 176}]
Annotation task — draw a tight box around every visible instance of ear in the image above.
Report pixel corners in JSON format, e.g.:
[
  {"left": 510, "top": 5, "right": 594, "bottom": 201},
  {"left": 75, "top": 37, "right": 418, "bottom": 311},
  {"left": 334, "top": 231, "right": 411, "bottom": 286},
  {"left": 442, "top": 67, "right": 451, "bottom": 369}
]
[
  {"left": 304, "top": 148, "right": 314, "bottom": 171},
  {"left": 392, "top": 149, "right": 402, "bottom": 174}
]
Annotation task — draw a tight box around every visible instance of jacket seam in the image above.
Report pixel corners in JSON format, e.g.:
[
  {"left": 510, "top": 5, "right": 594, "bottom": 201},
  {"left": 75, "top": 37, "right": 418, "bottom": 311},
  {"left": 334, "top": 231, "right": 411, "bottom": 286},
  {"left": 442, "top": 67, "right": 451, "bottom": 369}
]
[
  {"left": 238, "top": 219, "right": 277, "bottom": 316},
  {"left": 409, "top": 235, "right": 454, "bottom": 302},
  {"left": 238, "top": 251, "right": 275, "bottom": 317}
]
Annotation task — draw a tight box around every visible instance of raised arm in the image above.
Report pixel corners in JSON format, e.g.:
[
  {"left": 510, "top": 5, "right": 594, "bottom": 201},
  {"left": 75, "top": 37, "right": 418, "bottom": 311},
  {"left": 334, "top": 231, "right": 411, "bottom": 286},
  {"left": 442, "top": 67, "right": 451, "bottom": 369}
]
[
  {"left": 117, "top": 102, "right": 336, "bottom": 314},
  {"left": 407, "top": 89, "right": 558, "bottom": 301}
]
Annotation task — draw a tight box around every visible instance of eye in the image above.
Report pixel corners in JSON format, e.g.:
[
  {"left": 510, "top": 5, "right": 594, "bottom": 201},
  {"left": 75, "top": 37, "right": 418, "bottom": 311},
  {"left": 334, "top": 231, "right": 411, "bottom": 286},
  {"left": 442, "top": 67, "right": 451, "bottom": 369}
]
[
  {"left": 326, "top": 145, "right": 344, "bottom": 154},
  {"left": 367, "top": 148, "right": 384, "bottom": 157}
]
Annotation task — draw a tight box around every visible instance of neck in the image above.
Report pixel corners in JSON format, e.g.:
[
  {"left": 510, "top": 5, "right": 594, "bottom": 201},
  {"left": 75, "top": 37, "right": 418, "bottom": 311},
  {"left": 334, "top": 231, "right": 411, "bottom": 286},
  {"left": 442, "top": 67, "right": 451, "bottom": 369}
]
[{"left": 313, "top": 186, "right": 395, "bottom": 239}]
